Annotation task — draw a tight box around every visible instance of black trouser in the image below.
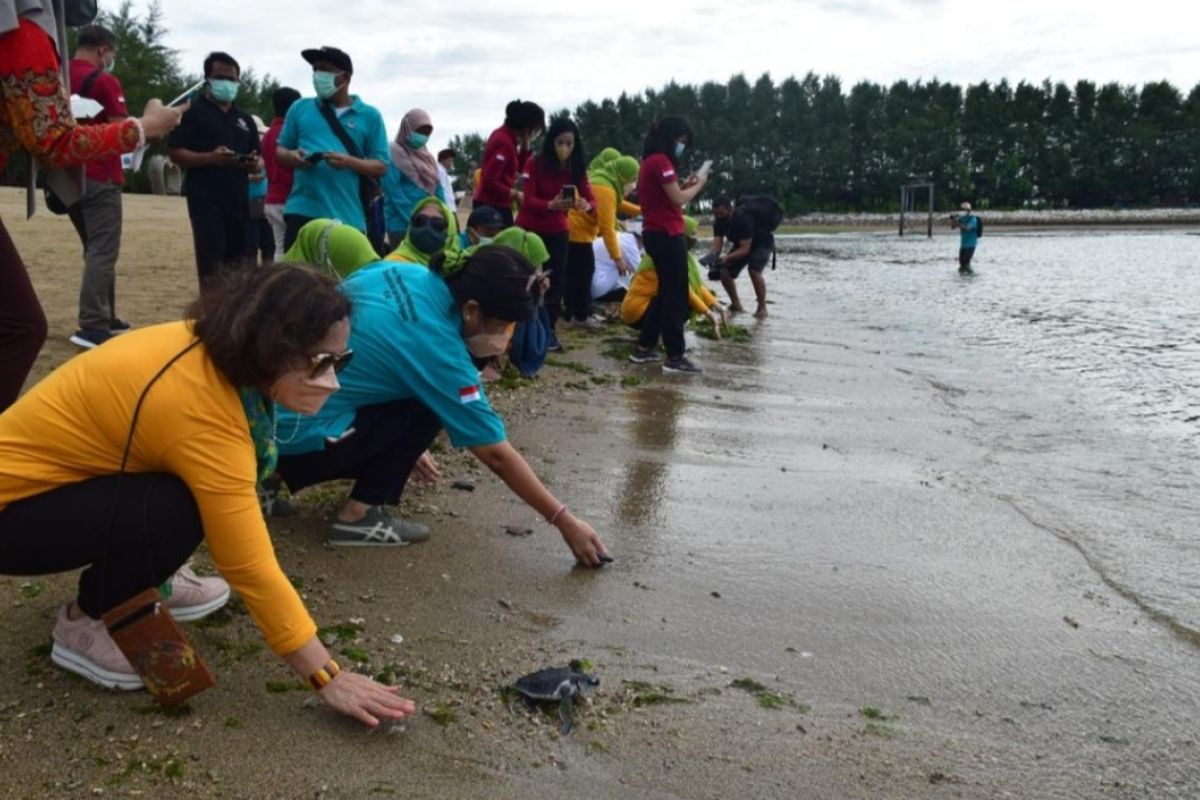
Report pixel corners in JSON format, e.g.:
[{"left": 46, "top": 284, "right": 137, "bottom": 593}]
[
  {"left": 471, "top": 202, "right": 513, "bottom": 228},
  {"left": 283, "top": 213, "right": 316, "bottom": 253},
  {"left": 276, "top": 400, "right": 443, "bottom": 507},
  {"left": 564, "top": 242, "right": 596, "bottom": 322},
  {"left": 959, "top": 247, "right": 975, "bottom": 271},
  {"left": 245, "top": 217, "right": 274, "bottom": 265},
  {"left": 637, "top": 231, "right": 689, "bottom": 359},
  {"left": 0, "top": 474, "right": 204, "bottom": 618},
  {"left": 187, "top": 196, "right": 248, "bottom": 288},
  {"left": 0, "top": 217, "right": 48, "bottom": 412},
  {"left": 539, "top": 231, "right": 569, "bottom": 328}
]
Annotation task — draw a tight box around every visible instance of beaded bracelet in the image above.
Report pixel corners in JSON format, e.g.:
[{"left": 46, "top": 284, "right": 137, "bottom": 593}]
[
  {"left": 307, "top": 659, "right": 342, "bottom": 691},
  {"left": 547, "top": 504, "right": 567, "bottom": 526}
]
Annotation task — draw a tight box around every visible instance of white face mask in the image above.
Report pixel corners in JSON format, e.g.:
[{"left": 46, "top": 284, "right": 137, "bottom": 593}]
[{"left": 465, "top": 330, "right": 511, "bottom": 358}]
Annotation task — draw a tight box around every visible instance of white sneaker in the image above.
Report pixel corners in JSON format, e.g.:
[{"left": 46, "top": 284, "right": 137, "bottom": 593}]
[
  {"left": 51, "top": 604, "right": 143, "bottom": 691},
  {"left": 163, "top": 565, "right": 230, "bottom": 622}
]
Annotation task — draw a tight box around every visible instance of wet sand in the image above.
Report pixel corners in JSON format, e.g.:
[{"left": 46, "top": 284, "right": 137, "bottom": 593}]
[{"left": 0, "top": 188, "right": 1197, "bottom": 798}]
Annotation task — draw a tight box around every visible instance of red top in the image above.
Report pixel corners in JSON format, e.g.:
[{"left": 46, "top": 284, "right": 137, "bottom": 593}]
[
  {"left": 261, "top": 118, "right": 292, "bottom": 204},
  {"left": 514, "top": 154, "right": 595, "bottom": 236},
  {"left": 638, "top": 153, "right": 684, "bottom": 236},
  {"left": 68, "top": 57, "right": 128, "bottom": 185},
  {"left": 474, "top": 125, "right": 522, "bottom": 208}
]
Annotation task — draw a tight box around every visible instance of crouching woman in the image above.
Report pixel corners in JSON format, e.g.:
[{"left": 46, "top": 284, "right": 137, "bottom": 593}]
[
  {"left": 273, "top": 246, "right": 612, "bottom": 566},
  {"left": 0, "top": 265, "right": 413, "bottom": 727}
]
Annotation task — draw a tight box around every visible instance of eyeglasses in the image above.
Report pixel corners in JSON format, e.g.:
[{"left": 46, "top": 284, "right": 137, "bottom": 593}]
[
  {"left": 308, "top": 348, "right": 354, "bottom": 379},
  {"left": 412, "top": 215, "right": 448, "bottom": 233}
]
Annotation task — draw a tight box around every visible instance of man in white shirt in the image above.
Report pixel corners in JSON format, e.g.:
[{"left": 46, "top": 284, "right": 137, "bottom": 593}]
[
  {"left": 436, "top": 148, "right": 458, "bottom": 215},
  {"left": 591, "top": 220, "right": 643, "bottom": 304}
]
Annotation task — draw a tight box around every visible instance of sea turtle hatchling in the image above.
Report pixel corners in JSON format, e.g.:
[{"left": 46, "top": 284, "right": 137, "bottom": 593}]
[{"left": 512, "top": 667, "right": 599, "bottom": 734}]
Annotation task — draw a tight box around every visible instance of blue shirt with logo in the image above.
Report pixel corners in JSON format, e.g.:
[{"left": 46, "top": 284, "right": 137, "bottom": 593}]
[
  {"left": 958, "top": 214, "right": 979, "bottom": 248},
  {"left": 276, "top": 261, "right": 507, "bottom": 455},
  {"left": 277, "top": 96, "right": 389, "bottom": 231}
]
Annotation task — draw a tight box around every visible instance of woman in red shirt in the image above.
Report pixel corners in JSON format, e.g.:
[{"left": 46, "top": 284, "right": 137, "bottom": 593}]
[
  {"left": 472, "top": 100, "right": 545, "bottom": 227},
  {"left": 628, "top": 117, "right": 708, "bottom": 374},
  {"left": 514, "top": 117, "right": 594, "bottom": 348}
]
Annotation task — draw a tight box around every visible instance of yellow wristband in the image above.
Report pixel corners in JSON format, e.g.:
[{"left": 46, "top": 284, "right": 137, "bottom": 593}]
[{"left": 307, "top": 659, "right": 341, "bottom": 691}]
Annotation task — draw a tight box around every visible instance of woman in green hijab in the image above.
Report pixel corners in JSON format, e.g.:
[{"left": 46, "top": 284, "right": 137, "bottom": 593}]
[
  {"left": 384, "top": 196, "right": 462, "bottom": 267},
  {"left": 565, "top": 153, "right": 641, "bottom": 328},
  {"left": 280, "top": 219, "right": 380, "bottom": 279}
]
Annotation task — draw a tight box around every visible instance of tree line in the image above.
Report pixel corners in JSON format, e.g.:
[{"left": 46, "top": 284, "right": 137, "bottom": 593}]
[{"left": 450, "top": 73, "right": 1200, "bottom": 213}]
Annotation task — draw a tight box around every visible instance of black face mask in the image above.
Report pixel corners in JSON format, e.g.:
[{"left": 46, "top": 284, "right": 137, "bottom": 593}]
[{"left": 410, "top": 214, "right": 448, "bottom": 254}]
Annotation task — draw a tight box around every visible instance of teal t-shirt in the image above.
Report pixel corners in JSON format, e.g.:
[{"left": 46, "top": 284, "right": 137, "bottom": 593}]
[
  {"left": 382, "top": 162, "right": 445, "bottom": 235},
  {"left": 276, "top": 261, "right": 507, "bottom": 455},
  {"left": 277, "top": 96, "right": 389, "bottom": 231},
  {"left": 958, "top": 214, "right": 979, "bottom": 248}
]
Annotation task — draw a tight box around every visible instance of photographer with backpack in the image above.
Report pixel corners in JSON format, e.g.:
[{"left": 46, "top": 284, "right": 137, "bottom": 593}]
[{"left": 712, "top": 195, "right": 781, "bottom": 320}]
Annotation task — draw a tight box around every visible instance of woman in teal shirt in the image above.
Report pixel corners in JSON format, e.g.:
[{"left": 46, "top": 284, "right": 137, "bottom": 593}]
[
  {"left": 382, "top": 109, "right": 445, "bottom": 250},
  {"left": 274, "top": 246, "right": 611, "bottom": 566}
]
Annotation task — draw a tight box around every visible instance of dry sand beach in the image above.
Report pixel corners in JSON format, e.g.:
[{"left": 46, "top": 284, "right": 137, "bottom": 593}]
[{"left": 0, "top": 188, "right": 1197, "bottom": 799}]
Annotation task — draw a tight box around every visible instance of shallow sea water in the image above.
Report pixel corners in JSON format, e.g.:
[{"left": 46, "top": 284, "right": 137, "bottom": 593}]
[{"left": 768, "top": 229, "right": 1200, "bottom": 640}]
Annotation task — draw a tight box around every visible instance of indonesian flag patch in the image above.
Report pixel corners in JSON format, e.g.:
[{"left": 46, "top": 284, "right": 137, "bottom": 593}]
[{"left": 459, "top": 385, "right": 482, "bottom": 404}]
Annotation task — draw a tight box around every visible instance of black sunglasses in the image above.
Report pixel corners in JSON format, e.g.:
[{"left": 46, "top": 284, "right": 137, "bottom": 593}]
[
  {"left": 308, "top": 348, "right": 354, "bottom": 378},
  {"left": 412, "top": 215, "right": 448, "bottom": 233}
]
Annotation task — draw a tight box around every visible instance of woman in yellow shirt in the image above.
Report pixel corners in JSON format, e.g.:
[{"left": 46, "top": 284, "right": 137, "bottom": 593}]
[
  {"left": 0, "top": 266, "right": 414, "bottom": 728},
  {"left": 565, "top": 154, "right": 641, "bottom": 328}
]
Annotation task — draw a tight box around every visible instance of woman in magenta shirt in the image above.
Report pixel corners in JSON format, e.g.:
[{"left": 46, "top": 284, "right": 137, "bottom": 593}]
[
  {"left": 473, "top": 100, "right": 545, "bottom": 227},
  {"left": 628, "top": 117, "right": 708, "bottom": 374},
  {"left": 515, "top": 116, "right": 595, "bottom": 346}
]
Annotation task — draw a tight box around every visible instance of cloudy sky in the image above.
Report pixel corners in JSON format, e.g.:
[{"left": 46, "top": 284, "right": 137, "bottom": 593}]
[{"left": 144, "top": 0, "right": 1196, "bottom": 153}]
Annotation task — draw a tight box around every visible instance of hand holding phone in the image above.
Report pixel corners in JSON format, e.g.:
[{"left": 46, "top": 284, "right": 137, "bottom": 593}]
[
  {"left": 697, "top": 160, "right": 713, "bottom": 179},
  {"left": 559, "top": 185, "right": 577, "bottom": 202},
  {"left": 304, "top": 151, "right": 326, "bottom": 164}
]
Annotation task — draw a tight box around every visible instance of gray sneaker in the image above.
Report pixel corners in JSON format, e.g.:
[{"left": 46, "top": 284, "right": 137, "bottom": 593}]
[
  {"left": 628, "top": 347, "right": 661, "bottom": 365},
  {"left": 663, "top": 356, "right": 703, "bottom": 375},
  {"left": 328, "top": 506, "right": 432, "bottom": 546}
]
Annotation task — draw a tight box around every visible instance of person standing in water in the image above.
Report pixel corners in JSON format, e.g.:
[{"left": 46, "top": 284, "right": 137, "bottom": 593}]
[{"left": 951, "top": 202, "right": 980, "bottom": 275}]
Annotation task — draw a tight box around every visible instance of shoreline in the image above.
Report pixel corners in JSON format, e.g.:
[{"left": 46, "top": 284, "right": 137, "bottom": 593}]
[{"left": 0, "top": 191, "right": 1197, "bottom": 798}]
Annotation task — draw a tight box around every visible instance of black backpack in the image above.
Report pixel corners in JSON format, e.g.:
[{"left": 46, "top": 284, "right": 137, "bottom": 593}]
[
  {"left": 737, "top": 194, "right": 783, "bottom": 269},
  {"left": 975, "top": 216, "right": 983, "bottom": 237},
  {"left": 43, "top": 68, "right": 104, "bottom": 215}
]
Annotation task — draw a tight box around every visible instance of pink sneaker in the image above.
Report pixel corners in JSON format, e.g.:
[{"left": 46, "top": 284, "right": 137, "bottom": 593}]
[
  {"left": 51, "top": 604, "right": 143, "bottom": 691},
  {"left": 164, "top": 564, "right": 230, "bottom": 622}
]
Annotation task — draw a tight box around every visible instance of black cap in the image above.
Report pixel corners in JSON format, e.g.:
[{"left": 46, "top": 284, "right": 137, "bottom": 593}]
[
  {"left": 467, "top": 206, "right": 506, "bottom": 230},
  {"left": 301, "top": 46, "right": 353, "bottom": 74}
]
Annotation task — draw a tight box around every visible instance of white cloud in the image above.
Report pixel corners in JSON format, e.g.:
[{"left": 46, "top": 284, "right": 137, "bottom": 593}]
[{"left": 142, "top": 0, "right": 1200, "bottom": 154}]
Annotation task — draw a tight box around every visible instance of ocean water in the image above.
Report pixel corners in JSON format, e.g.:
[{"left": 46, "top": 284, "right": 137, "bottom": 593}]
[{"left": 769, "top": 229, "right": 1200, "bottom": 641}]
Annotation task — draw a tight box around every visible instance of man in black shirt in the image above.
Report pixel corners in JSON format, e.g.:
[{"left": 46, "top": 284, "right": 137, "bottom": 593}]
[
  {"left": 710, "top": 197, "right": 771, "bottom": 319},
  {"left": 167, "top": 51, "right": 261, "bottom": 287}
]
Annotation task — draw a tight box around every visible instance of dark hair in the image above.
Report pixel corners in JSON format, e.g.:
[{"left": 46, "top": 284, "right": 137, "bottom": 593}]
[
  {"left": 538, "top": 117, "right": 587, "bottom": 184},
  {"left": 429, "top": 248, "right": 537, "bottom": 323},
  {"left": 203, "top": 51, "right": 241, "bottom": 78},
  {"left": 272, "top": 87, "right": 301, "bottom": 119},
  {"left": 77, "top": 24, "right": 116, "bottom": 49},
  {"left": 642, "top": 116, "right": 693, "bottom": 168},
  {"left": 437, "top": 148, "right": 456, "bottom": 162},
  {"left": 713, "top": 196, "right": 732, "bottom": 210},
  {"left": 503, "top": 100, "right": 546, "bottom": 136},
  {"left": 186, "top": 264, "right": 351, "bottom": 388}
]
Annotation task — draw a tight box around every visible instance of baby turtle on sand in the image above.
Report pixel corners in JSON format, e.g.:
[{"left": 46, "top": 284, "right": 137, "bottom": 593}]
[{"left": 513, "top": 667, "right": 599, "bottom": 733}]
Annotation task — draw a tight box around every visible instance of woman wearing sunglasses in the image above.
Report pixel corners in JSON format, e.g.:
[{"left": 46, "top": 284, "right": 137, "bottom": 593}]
[
  {"left": 0, "top": 265, "right": 416, "bottom": 728},
  {"left": 385, "top": 197, "right": 461, "bottom": 266},
  {"left": 272, "top": 245, "right": 611, "bottom": 566}
]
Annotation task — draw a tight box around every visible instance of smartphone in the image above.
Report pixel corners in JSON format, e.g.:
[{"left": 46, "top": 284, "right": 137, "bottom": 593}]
[
  {"left": 304, "top": 151, "right": 326, "bottom": 164},
  {"left": 560, "top": 185, "right": 577, "bottom": 202},
  {"left": 168, "top": 80, "right": 206, "bottom": 108},
  {"left": 697, "top": 160, "right": 713, "bottom": 178},
  {"left": 236, "top": 152, "right": 258, "bottom": 165}
]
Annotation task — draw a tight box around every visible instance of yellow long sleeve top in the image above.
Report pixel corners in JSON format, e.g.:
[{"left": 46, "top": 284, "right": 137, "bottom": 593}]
[
  {"left": 568, "top": 183, "right": 641, "bottom": 262},
  {"left": 0, "top": 322, "right": 316, "bottom": 656},
  {"left": 621, "top": 264, "right": 718, "bottom": 326}
]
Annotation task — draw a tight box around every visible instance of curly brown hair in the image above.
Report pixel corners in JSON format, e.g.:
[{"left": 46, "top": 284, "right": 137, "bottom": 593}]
[{"left": 185, "top": 264, "right": 351, "bottom": 388}]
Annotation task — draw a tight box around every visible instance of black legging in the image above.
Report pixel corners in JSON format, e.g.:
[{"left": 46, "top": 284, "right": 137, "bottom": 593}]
[
  {"left": 637, "top": 231, "right": 689, "bottom": 359},
  {"left": 539, "top": 232, "right": 569, "bottom": 329},
  {"left": 0, "top": 474, "right": 204, "bottom": 618},
  {"left": 276, "top": 399, "right": 443, "bottom": 507},
  {"left": 283, "top": 213, "right": 317, "bottom": 253},
  {"left": 564, "top": 242, "right": 596, "bottom": 322},
  {"left": 0, "top": 217, "right": 48, "bottom": 411}
]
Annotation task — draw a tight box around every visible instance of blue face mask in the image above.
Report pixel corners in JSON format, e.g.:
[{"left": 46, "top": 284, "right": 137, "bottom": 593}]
[
  {"left": 208, "top": 79, "right": 239, "bottom": 104},
  {"left": 408, "top": 132, "right": 429, "bottom": 149},
  {"left": 674, "top": 141, "right": 686, "bottom": 159},
  {"left": 313, "top": 71, "right": 340, "bottom": 101}
]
